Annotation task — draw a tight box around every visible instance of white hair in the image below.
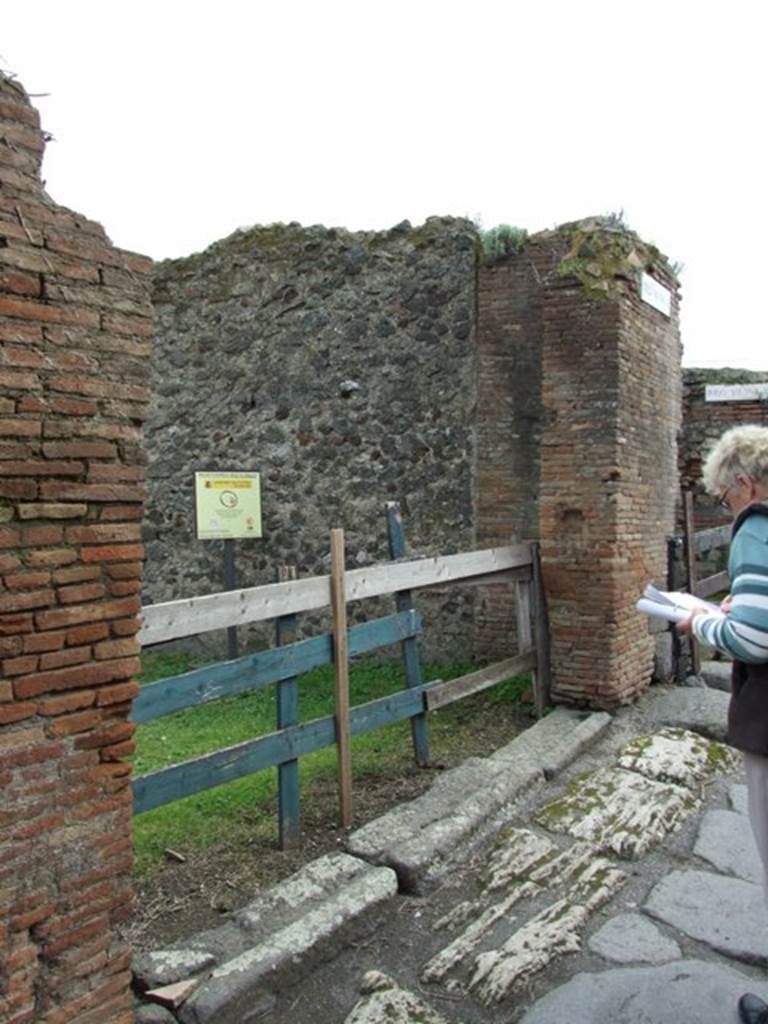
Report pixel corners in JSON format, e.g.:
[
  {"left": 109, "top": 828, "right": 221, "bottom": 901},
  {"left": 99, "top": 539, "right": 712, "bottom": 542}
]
[{"left": 701, "top": 424, "right": 768, "bottom": 494}]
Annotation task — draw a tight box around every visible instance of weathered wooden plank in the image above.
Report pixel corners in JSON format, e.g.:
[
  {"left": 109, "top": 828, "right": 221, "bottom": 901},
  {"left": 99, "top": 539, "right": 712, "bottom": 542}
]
[
  {"left": 683, "top": 490, "right": 700, "bottom": 675},
  {"left": 424, "top": 653, "right": 535, "bottom": 711},
  {"left": 133, "top": 685, "right": 427, "bottom": 815},
  {"left": 131, "top": 609, "right": 422, "bottom": 724},
  {"left": 669, "top": 525, "right": 730, "bottom": 555},
  {"left": 133, "top": 716, "right": 336, "bottom": 814},
  {"left": 139, "top": 544, "right": 533, "bottom": 646},
  {"left": 516, "top": 579, "right": 533, "bottom": 654},
  {"left": 276, "top": 565, "right": 300, "bottom": 850},
  {"left": 531, "top": 542, "right": 552, "bottom": 717},
  {"left": 692, "top": 525, "right": 730, "bottom": 554},
  {"left": 695, "top": 571, "right": 730, "bottom": 599},
  {"left": 416, "top": 566, "right": 532, "bottom": 591},
  {"left": 330, "top": 529, "right": 353, "bottom": 828},
  {"left": 387, "top": 501, "right": 429, "bottom": 767}
]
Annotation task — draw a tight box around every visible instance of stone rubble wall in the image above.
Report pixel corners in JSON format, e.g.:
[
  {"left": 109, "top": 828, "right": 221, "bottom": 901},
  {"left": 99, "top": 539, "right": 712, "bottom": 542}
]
[
  {"left": 0, "top": 73, "right": 152, "bottom": 1024},
  {"left": 147, "top": 219, "right": 479, "bottom": 657}
]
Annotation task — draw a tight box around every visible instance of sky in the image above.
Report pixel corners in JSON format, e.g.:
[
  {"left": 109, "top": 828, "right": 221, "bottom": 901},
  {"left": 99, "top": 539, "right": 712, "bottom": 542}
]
[{"left": 3, "top": 1, "right": 766, "bottom": 370}]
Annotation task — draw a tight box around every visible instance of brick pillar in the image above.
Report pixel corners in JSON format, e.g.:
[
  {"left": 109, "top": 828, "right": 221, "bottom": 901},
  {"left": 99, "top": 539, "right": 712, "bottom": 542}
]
[
  {"left": 0, "top": 74, "right": 152, "bottom": 1024},
  {"left": 473, "top": 255, "right": 543, "bottom": 659},
  {"left": 538, "top": 222, "right": 681, "bottom": 707}
]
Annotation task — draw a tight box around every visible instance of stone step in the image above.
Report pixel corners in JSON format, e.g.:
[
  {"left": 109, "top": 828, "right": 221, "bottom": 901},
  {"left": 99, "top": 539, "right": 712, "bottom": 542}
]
[
  {"left": 346, "top": 708, "right": 612, "bottom": 892},
  {"left": 133, "top": 853, "right": 398, "bottom": 1024}
]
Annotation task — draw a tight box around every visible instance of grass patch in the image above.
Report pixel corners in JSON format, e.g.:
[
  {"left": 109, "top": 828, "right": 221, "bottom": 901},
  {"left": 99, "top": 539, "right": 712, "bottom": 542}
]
[{"left": 132, "top": 651, "right": 531, "bottom": 875}]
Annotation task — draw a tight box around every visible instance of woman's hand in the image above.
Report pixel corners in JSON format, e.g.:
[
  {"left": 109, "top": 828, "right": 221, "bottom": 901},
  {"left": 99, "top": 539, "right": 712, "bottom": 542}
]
[
  {"left": 720, "top": 594, "right": 732, "bottom": 614},
  {"left": 676, "top": 608, "right": 709, "bottom": 636}
]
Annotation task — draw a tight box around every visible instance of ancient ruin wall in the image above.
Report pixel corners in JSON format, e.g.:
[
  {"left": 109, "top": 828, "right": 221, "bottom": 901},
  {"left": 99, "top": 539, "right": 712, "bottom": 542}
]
[
  {"left": 147, "top": 219, "right": 479, "bottom": 655},
  {"left": 536, "top": 225, "right": 681, "bottom": 706},
  {"left": 0, "top": 75, "right": 152, "bottom": 1024},
  {"left": 472, "top": 244, "right": 546, "bottom": 658},
  {"left": 680, "top": 368, "right": 768, "bottom": 530}
]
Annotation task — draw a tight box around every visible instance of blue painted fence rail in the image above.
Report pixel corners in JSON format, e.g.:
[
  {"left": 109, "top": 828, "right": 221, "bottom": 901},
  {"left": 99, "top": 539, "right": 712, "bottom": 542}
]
[
  {"left": 132, "top": 608, "right": 423, "bottom": 814},
  {"left": 132, "top": 608, "right": 421, "bottom": 725},
  {"left": 133, "top": 684, "right": 427, "bottom": 815}
]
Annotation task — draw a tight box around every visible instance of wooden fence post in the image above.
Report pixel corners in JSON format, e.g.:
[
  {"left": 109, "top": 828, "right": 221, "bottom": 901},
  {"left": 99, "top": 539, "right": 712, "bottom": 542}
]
[
  {"left": 682, "top": 489, "right": 701, "bottom": 676},
  {"left": 385, "top": 501, "right": 430, "bottom": 767},
  {"left": 531, "top": 542, "right": 552, "bottom": 716},
  {"left": 330, "top": 529, "right": 353, "bottom": 827},
  {"left": 223, "top": 538, "right": 240, "bottom": 660},
  {"left": 276, "top": 565, "right": 300, "bottom": 849}
]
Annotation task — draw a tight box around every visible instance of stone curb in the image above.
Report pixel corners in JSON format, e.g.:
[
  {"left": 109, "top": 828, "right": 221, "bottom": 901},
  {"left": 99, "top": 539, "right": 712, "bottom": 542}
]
[
  {"left": 346, "top": 708, "right": 612, "bottom": 892},
  {"left": 133, "top": 853, "right": 397, "bottom": 1024}
]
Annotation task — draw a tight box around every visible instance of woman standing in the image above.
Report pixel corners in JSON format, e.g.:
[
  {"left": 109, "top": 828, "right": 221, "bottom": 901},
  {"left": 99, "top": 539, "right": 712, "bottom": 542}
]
[{"left": 678, "top": 424, "right": 768, "bottom": 1024}]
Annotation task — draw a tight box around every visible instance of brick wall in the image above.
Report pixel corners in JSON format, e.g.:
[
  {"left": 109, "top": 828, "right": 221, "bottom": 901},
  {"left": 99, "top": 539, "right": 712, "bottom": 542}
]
[
  {"left": 473, "top": 244, "right": 547, "bottom": 658},
  {"left": 680, "top": 370, "right": 768, "bottom": 530},
  {"left": 0, "top": 74, "right": 152, "bottom": 1024},
  {"left": 474, "top": 223, "right": 681, "bottom": 705},
  {"left": 538, "top": 232, "right": 681, "bottom": 706}
]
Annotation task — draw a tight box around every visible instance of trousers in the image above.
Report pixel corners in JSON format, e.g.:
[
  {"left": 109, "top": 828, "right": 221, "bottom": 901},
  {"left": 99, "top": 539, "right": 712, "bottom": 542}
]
[{"left": 744, "top": 752, "right": 768, "bottom": 905}]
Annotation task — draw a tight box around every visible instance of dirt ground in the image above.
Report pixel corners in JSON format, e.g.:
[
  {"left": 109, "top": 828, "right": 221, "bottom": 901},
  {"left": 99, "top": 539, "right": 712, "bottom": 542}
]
[{"left": 125, "top": 698, "right": 534, "bottom": 954}]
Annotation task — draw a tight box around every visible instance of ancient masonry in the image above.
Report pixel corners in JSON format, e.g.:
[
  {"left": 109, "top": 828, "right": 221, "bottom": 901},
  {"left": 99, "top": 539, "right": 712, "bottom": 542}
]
[
  {"left": 680, "top": 368, "right": 768, "bottom": 530},
  {"left": 149, "top": 217, "right": 681, "bottom": 705},
  {"left": 0, "top": 75, "right": 151, "bottom": 1024},
  {"left": 0, "top": 72, "right": 683, "bottom": 1024}
]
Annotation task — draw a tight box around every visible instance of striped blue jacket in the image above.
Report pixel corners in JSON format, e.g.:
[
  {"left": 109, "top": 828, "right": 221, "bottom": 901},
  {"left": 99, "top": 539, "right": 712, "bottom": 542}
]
[{"left": 692, "top": 503, "right": 768, "bottom": 663}]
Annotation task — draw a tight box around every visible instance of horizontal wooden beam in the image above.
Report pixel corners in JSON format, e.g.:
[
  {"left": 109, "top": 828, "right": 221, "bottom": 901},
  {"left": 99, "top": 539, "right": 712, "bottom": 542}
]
[
  {"left": 133, "top": 684, "right": 427, "bottom": 815},
  {"left": 132, "top": 609, "right": 422, "bottom": 725},
  {"left": 671, "top": 524, "right": 730, "bottom": 555},
  {"left": 694, "top": 571, "right": 730, "bottom": 599},
  {"left": 424, "top": 652, "right": 535, "bottom": 711},
  {"left": 139, "top": 544, "right": 533, "bottom": 646}
]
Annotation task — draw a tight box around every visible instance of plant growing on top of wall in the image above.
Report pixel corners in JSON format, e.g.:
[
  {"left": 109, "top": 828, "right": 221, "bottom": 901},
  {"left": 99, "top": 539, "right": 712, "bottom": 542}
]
[
  {"left": 479, "top": 224, "right": 529, "bottom": 264},
  {"left": 555, "top": 214, "right": 677, "bottom": 300}
]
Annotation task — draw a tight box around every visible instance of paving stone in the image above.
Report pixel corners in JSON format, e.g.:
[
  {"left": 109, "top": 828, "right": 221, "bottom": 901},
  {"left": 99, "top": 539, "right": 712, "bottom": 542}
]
[
  {"left": 731, "top": 783, "right": 748, "bottom": 815},
  {"left": 519, "top": 959, "right": 768, "bottom": 1024},
  {"left": 644, "top": 868, "right": 768, "bottom": 964},
  {"left": 483, "top": 827, "right": 558, "bottom": 892},
  {"left": 617, "top": 726, "right": 739, "bottom": 787},
  {"left": 136, "top": 1005, "right": 177, "bottom": 1024},
  {"left": 694, "top": 809, "right": 763, "bottom": 884},
  {"left": 535, "top": 766, "right": 699, "bottom": 858},
  {"left": 587, "top": 913, "right": 681, "bottom": 964},
  {"left": 644, "top": 687, "right": 730, "bottom": 741},
  {"left": 421, "top": 881, "right": 538, "bottom": 983},
  {"left": 462, "top": 860, "right": 626, "bottom": 1004},
  {"left": 700, "top": 659, "right": 733, "bottom": 692},
  {"left": 343, "top": 971, "right": 451, "bottom": 1024}
]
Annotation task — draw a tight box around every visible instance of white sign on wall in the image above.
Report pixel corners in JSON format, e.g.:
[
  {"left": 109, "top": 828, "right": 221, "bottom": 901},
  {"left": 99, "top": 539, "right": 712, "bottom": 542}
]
[
  {"left": 705, "top": 383, "right": 768, "bottom": 403},
  {"left": 640, "top": 272, "right": 672, "bottom": 317}
]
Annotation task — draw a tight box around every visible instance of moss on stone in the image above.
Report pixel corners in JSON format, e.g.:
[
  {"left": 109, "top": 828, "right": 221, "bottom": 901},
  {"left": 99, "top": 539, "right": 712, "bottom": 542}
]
[{"left": 550, "top": 215, "right": 677, "bottom": 301}]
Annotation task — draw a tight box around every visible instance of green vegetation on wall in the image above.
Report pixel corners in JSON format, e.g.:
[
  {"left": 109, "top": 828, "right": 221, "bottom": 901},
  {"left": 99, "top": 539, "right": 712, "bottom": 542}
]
[{"left": 479, "top": 224, "right": 529, "bottom": 264}]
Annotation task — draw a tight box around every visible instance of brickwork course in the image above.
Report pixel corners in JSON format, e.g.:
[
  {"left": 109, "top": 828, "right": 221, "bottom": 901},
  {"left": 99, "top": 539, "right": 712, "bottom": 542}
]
[
  {"left": 0, "top": 73, "right": 152, "bottom": 1024},
  {"left": 474, "top": 225, "right": 681, "bottom": 703},
  {"left": 679, "top": 368, "right": 768, "bottom": 531}
]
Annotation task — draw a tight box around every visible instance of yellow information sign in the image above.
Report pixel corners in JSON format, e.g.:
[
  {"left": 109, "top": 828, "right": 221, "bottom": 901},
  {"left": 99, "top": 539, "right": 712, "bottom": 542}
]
[{"left": 194, "top": 472, "right": 262, "bottom": 540}]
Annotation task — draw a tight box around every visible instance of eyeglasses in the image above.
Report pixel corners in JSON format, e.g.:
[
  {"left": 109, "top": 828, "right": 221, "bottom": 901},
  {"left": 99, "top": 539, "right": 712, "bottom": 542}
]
[{"left": 718, "top": 483, "right": 734, "bottom": 512}]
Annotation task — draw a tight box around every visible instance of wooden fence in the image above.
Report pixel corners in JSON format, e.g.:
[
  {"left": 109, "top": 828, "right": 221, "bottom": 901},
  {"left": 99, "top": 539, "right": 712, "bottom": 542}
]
[
  {"left": 132, "top": 504, "right": 551, "bottom": 846},
  {"left": 668, "top": 490, "right": 730, "bottom": 676}
]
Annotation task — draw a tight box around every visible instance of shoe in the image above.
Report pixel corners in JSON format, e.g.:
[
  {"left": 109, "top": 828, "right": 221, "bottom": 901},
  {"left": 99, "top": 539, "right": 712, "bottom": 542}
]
[{"left": 739, "top": 993, "right": 768, "bottom": 1024}]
